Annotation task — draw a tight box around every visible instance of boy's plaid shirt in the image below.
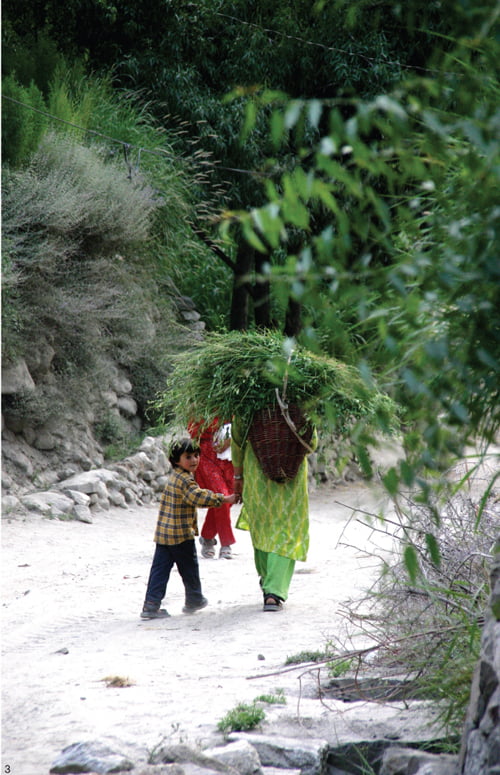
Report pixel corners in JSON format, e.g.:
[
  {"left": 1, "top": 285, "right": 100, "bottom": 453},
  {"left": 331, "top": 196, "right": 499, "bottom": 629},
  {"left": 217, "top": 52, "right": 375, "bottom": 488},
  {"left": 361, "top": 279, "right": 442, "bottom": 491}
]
[{"left": 153, "top": 467, "right": 224, "bottom": 545}]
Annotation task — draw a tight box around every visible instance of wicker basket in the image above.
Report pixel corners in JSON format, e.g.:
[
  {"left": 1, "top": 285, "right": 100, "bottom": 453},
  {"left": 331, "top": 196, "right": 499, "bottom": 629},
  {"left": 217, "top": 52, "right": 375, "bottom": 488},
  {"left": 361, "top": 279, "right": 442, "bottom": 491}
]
[{"left": 248, "top": 403, "right": 314, "bottom": 483}]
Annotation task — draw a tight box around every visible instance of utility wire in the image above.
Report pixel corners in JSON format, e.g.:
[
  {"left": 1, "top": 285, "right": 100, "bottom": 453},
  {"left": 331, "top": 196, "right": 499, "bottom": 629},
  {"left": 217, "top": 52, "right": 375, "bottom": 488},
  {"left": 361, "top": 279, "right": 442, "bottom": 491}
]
[
  {"left": 1, "top": 94, "right": 267, "bottom": 178},
  {"left": 212, "top": 11, "right": 458, "bottom": 77}
]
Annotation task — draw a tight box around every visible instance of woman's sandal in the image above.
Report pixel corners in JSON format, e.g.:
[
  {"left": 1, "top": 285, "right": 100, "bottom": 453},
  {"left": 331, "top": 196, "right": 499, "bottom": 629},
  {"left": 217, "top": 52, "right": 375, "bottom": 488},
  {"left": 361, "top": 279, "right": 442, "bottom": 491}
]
[{"left": 263, "top": 594, "right": 284, "bottom": 612}]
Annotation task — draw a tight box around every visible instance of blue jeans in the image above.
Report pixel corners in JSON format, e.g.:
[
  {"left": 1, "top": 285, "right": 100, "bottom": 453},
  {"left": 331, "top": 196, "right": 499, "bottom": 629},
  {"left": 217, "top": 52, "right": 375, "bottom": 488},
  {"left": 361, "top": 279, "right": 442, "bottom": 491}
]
[{"left": 144, "top": 539, "right": 204, "bottom": 607}]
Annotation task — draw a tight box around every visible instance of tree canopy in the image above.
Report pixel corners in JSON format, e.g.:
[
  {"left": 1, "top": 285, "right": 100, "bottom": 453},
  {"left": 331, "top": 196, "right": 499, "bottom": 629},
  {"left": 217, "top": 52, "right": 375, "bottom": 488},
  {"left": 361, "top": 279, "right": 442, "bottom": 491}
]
[
  {"left": 2, "top": 0, "right": 499, "bottom": 497},
  {"left": 3, "top": 0, "right": 469, "bottom": 331}
]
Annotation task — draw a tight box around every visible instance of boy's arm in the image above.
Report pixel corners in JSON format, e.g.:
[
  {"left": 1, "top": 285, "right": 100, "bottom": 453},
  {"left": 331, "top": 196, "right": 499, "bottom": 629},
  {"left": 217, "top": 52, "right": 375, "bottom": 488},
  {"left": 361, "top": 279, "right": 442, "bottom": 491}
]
[{"left": 182, "top": 477, "right": 226, "bottom": 508}]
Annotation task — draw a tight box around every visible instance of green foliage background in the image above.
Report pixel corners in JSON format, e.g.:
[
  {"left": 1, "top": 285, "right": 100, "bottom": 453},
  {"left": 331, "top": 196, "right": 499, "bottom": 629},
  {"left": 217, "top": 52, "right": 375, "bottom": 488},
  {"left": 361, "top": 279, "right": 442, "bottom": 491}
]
[{"left": 1, "top": 0, "right": 499, "bottom": 736}]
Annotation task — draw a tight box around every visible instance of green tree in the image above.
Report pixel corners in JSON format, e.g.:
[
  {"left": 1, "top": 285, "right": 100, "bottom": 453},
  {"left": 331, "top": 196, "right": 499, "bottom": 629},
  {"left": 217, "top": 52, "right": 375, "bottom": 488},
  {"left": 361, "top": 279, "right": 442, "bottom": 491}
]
[
  {"left": 2, "top": 0, "right": 455, "bottom": 331},
  {"left": 225, "top": 3, "right": 499, "bottom": 498}
]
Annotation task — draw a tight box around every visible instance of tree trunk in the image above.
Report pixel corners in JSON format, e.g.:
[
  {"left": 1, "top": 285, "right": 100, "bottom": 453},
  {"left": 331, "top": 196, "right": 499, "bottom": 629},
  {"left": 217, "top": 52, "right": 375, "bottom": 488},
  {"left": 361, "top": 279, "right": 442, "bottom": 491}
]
[
  {"left": 284, "top": 297, "right": 302, "bottom": 337},
  {"left": 229, "top": 240, "right": 254, "bottom": 330},
  {"left": 254, "top": 252, "right": 271, "bottom": 329}
]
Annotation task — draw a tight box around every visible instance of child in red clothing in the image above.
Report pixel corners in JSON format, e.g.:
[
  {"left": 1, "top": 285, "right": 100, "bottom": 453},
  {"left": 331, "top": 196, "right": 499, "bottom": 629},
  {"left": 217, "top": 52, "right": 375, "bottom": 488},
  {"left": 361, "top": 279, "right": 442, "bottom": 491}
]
[{"left": 188, "top": 419, "right": 236, "bottom": 559}]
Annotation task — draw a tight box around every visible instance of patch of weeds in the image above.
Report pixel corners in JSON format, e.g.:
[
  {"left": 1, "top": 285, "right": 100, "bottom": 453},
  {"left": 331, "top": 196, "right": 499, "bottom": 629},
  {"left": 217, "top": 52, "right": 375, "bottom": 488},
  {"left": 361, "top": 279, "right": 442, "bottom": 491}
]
[
  {"left": 254, "top": 688, "right": 286, "bottom": 704},
  {"left": 328, "top": 658, "right": 355, "bottom": 678},
  {"left": 42, "top": 511, "right": 74, "bottom": 521},
  {"left": 103, "top": 436, "right": 143, "bottom": 461},
  {"left": 285, "top": 649, "right": 331, "bottom": 665},
  {"left": 217, "top": 702, "right": 265, "bottom": 733}
]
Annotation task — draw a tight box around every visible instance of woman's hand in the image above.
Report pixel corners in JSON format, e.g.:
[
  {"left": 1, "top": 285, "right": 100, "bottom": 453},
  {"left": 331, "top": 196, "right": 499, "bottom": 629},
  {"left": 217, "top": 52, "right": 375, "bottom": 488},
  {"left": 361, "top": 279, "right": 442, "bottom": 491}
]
[{"left": 233, "top": 475, "right": 243, "bottom": 503}]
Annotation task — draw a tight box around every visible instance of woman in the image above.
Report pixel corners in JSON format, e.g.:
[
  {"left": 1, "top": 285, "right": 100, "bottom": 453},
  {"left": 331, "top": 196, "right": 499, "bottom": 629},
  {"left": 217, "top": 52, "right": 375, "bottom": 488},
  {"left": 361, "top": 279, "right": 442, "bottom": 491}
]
[{"left": 231, "top": 407, "right": 317, "bottom": 611}]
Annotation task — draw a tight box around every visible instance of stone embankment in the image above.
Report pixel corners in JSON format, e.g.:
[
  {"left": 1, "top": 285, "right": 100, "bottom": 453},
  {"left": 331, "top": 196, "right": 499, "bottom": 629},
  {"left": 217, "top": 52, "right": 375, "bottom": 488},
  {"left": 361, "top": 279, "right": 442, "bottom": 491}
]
[
  {"left": 2, "top": 435, "right": 171, "bottom": 522},
  {"left": 1, "top": 294, "right": 205, "bottom": 505},
  {"left": 48, "top": 733, "right": 459, "bottom": 775}
]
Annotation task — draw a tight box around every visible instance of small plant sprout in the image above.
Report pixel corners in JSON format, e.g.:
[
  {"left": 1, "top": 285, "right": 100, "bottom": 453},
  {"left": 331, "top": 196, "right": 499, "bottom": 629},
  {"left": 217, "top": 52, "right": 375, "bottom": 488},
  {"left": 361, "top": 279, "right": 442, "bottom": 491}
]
[{"left": 254, "top": 688, "right": 286, "bottom": 704}]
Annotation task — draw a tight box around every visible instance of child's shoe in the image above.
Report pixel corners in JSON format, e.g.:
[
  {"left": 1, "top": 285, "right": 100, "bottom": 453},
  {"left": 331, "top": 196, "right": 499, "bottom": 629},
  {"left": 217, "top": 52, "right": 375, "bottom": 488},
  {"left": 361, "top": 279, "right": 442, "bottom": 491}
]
[
  {"left": 219, "top": 545, "right": 232, "bottom": 559},
  {"left": 199, "top": 536, "right": 217, "bottom": 558},
  {"left": 140, "top": 602, "right": 170, "bottom": 619},
  {"left": 183, "top": 596, "right": 208, "bottom": 613}
]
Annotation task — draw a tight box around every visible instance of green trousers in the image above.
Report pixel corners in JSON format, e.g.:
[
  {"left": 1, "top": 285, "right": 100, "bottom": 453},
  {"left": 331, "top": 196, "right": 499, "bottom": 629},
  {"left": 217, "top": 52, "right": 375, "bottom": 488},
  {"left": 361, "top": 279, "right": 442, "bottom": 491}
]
[{"left": 254, "top": 548, "right": 296, "bottom": 601}]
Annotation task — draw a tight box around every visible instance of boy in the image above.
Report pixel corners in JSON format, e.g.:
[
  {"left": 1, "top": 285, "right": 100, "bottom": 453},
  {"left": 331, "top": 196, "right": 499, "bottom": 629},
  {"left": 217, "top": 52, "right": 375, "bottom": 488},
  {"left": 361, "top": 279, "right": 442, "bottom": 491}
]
[{"left": 140, "top": 438, "right": 237, "bottom": 619}]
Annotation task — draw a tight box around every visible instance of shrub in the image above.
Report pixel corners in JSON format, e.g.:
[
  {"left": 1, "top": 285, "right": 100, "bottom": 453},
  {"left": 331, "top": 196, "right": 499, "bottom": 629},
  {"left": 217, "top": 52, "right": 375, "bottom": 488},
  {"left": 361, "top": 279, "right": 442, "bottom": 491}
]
[
  {"left": 1, "top": 75, "right": 48, "bottom": 167},
  {"left": 217, "top": 702, "right": 265, "bottom": 733},
  {"left": 1, "top": 129, "right": 191, "bottom": 437},
  {"left": 338, "top": 464, "right": 498, "bottom": 738}
]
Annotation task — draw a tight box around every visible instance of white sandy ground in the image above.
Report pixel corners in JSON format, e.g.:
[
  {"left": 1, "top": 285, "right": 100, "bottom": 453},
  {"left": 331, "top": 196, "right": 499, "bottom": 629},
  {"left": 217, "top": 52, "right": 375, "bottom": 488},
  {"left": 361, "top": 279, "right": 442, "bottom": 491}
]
[{"left": 1, "top": 478, "right": 399, "bottom": 775}]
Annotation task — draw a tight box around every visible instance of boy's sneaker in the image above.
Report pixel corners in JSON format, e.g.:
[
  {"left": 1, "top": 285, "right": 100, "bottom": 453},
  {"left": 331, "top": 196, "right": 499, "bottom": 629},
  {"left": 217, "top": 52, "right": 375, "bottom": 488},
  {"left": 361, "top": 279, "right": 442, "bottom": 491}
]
[
  {"left": 140, "top": 603, "right": 170, "bottom": 619},
  {"left": 199, "top": 536, "right": 217, "bottom": 558},
  {"left": 183, "top": 596, "right": 208, "bottom": 614}
]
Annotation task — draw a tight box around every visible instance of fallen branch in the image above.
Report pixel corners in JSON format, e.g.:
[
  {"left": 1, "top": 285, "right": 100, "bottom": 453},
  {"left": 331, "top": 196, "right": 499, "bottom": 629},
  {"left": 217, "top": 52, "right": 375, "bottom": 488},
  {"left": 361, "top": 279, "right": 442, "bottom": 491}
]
[{"left": 246, "top": 623, "right": 465, "bottom": 680}]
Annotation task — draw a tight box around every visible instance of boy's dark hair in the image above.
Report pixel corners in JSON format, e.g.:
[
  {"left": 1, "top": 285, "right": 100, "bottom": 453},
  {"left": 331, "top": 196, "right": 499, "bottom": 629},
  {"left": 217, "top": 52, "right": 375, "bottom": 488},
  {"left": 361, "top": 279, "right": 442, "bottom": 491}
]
[{"left": 168, "top": 437, "right": 200, "bottom": 467}]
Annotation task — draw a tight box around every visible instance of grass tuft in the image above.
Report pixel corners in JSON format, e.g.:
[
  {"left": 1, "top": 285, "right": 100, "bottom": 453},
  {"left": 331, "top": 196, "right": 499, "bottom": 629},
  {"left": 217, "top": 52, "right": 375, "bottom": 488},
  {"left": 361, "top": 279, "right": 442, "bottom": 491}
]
[{"left": 217, "top": 702, "right": 265, "bottom": 733}]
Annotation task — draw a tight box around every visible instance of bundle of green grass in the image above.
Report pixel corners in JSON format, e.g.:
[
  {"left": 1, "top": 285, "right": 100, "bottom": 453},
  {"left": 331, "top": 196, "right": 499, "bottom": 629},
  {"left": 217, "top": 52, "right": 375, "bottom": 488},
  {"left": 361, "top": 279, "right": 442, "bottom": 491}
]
[{"left": 152, "top": 330, "right": 398, "bottom": 440}]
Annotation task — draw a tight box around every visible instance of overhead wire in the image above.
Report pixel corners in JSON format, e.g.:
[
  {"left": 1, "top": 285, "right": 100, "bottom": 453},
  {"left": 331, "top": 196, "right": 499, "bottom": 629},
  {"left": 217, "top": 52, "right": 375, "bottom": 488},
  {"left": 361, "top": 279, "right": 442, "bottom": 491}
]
[
  {"left": 1, "top": 94, "right": 268, "bottom": 178},
  {"left": 1, "top": 0, "right": 468, "bottom": 171},
  {"left": 2, "top": 3, "right": 466, "bottom": 183},
  {"left": 212, "top": 10, "right": 459, "bottom": 78}
]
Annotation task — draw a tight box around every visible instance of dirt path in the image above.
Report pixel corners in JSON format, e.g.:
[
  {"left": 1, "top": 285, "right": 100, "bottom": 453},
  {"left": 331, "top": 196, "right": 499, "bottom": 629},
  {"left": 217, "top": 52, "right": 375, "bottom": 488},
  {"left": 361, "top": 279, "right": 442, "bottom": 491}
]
[{"left": 1, "top": 479, "right": 395, "bottom": 775}]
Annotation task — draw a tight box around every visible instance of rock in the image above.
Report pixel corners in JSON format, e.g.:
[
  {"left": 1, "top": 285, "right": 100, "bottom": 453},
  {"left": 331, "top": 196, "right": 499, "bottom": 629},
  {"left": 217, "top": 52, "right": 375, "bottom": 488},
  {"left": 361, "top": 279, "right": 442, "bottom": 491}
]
[
  {"left": 73, "top": 504, "right": 93, "bottom": 523},
  {"left": 33, "top": 430, "right": 57, "bottom": 450},
  {"left": 252, "top": 696, "right": 447, "bottom": 749},
  {"left": 117, "top": 396, "right": 138, "bottom": 418},
  {"left": 181, "top": 765, "right": 235, "bottom": 775},
  {"left": 108, "top": 489, "right": 127, "bottom": 508},
  {"left": 35, "top": 469, "right": 61, "bottom": 489},
  {"left": 380, "top": 746, "right": 458, "bottom": 775},
  {"left": 150, "top": 743, "right": 240, "bottom": 774},
  {"left": 134, "top": 766, "right": 186, "bottom": 775},
  {"left": 126, "top": 451, "right": 154, "bottom": 472},
  {"left": 262, "top": 769, "right": 301, "bottom": 775},
  {"left": 50, "top": 740, "right": 134, "bottom": 773},
  {"left": 2, "top": 442, "right": 34, "bottom": 476},
  {"left": 203, "top": 740, "right": 263, "bottom": 775},
  {"left": 2, "top": 494, "right": 22, "bottom": 514},
  {"left": 325, "top": 676, "right": 417, "bottom": 703},
  {"left": 24, "top": 340, "right": 55, "bottom": 378},
  {"left": 21, "top": 490, "right": 74, "bottom": 516},
  {"left": 140, "top": 437, "right": 159, "bottom": 452},
  {"left": 2, "top": 470, "right": 14, "bottom": 489},
  {"left": 155, "top": 475, "right": 169, "bottom": 491},
  {"left": 102, "top": 390, "right": 119, "bottom": 408},
  {"left": 1, "top": 358, "right": 36, "bottom": 394},
  {"left": 57, "top": 469, "right": 122, "bottom": 495},
  {"left": 124, "top": 487, "right": 136, "bottom": 503},
  {"left": 111, "top": 373, "right": 133, "bottom": 395},
  {"left": 181, "top": 310, "right": 201, "bottom": 322},
  {"left": 459, "top": 537, "right": 500, "bottom": 775},
  {"left": 227, "top": 733, "right": 328, "bottom": 775},
  {"left": 65, "top": 489, "right": 91, "bottom": 506},
  {"left": 22, "top": 426, "right": 37, "bottom": 445}
]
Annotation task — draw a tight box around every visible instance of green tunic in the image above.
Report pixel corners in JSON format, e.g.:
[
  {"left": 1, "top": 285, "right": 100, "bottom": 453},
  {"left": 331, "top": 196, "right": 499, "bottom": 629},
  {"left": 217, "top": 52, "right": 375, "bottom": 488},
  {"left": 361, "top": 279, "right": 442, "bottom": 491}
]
[{"left": 231, "top": 415, "right": 317, "bottom": 562}]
